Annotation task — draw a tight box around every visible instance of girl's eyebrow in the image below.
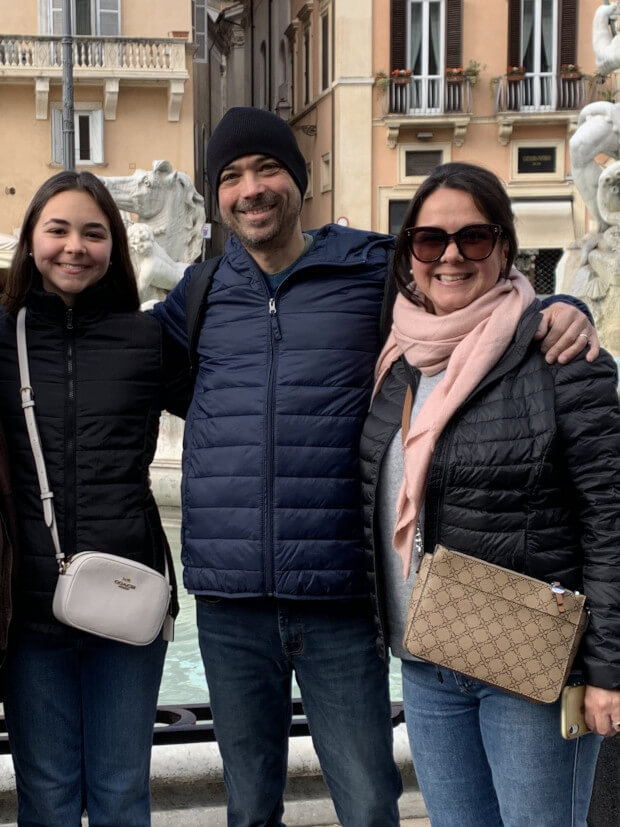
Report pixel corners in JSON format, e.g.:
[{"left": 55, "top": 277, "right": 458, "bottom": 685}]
[{"left": 42, "top": 218, "right": 108, "bottom": 231}]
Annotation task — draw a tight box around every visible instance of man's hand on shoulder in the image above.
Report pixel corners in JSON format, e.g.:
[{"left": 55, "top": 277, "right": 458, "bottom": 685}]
[{"left": 533, "top": 302, "right": 600, "bottom": 365}]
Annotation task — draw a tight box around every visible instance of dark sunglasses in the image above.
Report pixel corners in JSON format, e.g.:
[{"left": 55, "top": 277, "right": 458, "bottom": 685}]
[{"left": 405, "top": 223, "right": 503, "bottom": 263}]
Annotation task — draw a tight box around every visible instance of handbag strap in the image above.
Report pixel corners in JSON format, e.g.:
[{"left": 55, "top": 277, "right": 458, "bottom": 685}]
[
  {"left": 16, "top": 308, "right": 64, "bottom": 569},
  {"left": 401, "top": 385, "right": 413, "bottom": 446}
]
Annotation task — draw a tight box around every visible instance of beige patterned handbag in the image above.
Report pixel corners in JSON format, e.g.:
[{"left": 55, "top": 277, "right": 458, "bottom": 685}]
[{"left": 402, "top": 545, "right": 587, "bottom": 703}]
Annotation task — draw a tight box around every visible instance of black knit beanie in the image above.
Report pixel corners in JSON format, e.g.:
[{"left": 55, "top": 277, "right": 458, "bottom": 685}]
[{"left": 206, "top": 107, "right": 307, "bottom": 201}]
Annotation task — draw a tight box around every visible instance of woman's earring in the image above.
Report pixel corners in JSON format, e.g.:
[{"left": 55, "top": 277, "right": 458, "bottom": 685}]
[{"left": 28, "top": 252, "right": 33, "bottom": 257}]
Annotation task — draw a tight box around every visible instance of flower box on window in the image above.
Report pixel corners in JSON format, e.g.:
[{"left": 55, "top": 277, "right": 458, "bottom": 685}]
[
  {"left": 506, "top": 65, "right": 525, "bottom": 81},
  {"left": 392, "top": 69, "right": 412, "bottom": 85},
  {"left": 445, "top": 67, "right": 464, "bottom": 83}
]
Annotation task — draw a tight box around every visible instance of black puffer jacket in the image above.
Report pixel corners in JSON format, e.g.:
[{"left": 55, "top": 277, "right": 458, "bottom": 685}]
[
  {"left": 360, "top": 303, "right": 620, "bottom": 689},
  {"left": 0, "top": 279, "right": 182, "bottom": 634}
]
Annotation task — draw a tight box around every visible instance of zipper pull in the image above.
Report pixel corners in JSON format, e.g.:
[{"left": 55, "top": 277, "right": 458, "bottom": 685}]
[
  {"left": 268, "top": 298, "right": 282, "bottom": 340},
  {"left": 66, "top": 308, "right": 74, "bottom": 331}
]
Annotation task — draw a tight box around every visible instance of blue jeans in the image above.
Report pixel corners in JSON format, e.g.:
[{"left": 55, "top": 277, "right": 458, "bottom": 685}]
[
  {"left": 402, "top": 660, "right": 602, "bottom": 827},
  {"left": 196, "top": 597, "right": 402, "bottom": 827},
  {"left": 3, "top": 630, "right": 167, "bottom": 827}
]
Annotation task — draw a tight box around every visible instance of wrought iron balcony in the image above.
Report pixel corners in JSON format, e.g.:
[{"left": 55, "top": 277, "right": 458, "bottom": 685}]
[
  {"left": 380, "top": 75, "right": 473, "bottom": 148},
  {"left": 0, "top": 34, "right": 189, "bottom": 121},
  {"left": 494, "top": 72, "right": 587, "bottom": 113},
  {"left": 383, "top": 75, "right": 474, "bottom": 116}
]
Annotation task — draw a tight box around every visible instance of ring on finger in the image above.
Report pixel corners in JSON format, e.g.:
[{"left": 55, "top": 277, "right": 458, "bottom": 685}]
[{"left": 577, "top": 332, "right": 590, "bottom": 343}]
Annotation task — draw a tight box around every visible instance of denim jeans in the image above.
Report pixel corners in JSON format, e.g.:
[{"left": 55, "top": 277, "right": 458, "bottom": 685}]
[
  {"left": 3, "top": 629, "right": 167, "bottom": 827},
  {"left": 196, "top": 596, "right": 402, "bottom": 827},
  {"left": 402, "top": 660, "right": 602, "bottom": 827}
]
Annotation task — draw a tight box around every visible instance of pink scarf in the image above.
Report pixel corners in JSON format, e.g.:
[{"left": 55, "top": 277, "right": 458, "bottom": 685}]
[{"left": 373, "top": 269, "right": 535, "bottom": 577}]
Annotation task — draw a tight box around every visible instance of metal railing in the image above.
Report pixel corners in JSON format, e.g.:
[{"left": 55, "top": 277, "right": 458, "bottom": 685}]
[
  {"left": 384, "top": 75, "right": 473, "bottom": 116},
  {"left": 0, "top": 34, "right": 186, "bottom": 73},
  {"left": 0, "top": 701, "right": 406, "bottom": 753},
  {"left": 494, "top": 72, "right": 587, "bottom": 113}
]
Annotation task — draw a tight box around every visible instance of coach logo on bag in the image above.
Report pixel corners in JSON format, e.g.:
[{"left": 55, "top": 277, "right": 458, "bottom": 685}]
[{"left": 114, "top": 577, "right": 136, "bottom": 591}]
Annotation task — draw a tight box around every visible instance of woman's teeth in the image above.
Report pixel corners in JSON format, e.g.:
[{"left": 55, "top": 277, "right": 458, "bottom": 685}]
[{"left": 437, "top": 273, "right": 471, "bottom": 283}]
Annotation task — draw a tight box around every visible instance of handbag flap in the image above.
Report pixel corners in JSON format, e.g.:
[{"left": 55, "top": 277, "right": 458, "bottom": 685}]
[{"left": 432, "top": 545, "right": 586, "bottom": 624}]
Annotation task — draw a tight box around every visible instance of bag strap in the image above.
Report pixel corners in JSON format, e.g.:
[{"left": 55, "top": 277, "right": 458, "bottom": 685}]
[
  {"left": 186, "top": 255, "right": 222, "bottom": 381},
  {"left": 401, "top": 385, "right": 413, "bottom": 446},
  {"left": 16, "top": 307, "right": 64, "bottom": 568}
]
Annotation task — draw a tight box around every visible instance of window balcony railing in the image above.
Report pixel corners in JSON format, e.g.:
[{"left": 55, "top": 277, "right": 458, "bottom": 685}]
[
  {"left": 384, "top": 75, "right": 474, "bottom": 116},
  {"left": 0, "top": 34, "right": 187, "bottom": 75},
  {"left": 494, "top": 72, "right": 587, "bottom": 113}
]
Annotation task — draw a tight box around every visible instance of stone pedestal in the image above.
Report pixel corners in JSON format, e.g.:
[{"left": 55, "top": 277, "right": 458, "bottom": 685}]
[{"left": 151, "top": 412, "right": 183, "bottom": 508}]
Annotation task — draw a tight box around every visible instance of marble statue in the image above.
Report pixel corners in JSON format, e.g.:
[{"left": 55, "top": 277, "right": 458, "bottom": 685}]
[
  {"left": 100, "top": 160, "right": 205, "bottom": 263},
  {"left": 558, "top": 4, "right": 620, "bottom": 356},
  {"left": 126, "top": 223, "right": 188, "bottom": 310},
  {"left": 570, "top": 3, "right": 620, "bottom": 230},
  {"left": 0, "top": 232, "right": 18, "bottom": 270}
]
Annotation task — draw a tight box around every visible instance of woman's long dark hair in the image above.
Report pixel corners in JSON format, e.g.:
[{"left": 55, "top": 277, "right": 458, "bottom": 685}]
[
  {"left": 391, "top": 162, "right": 518, "bottom": 304},
  {"left": 2, "top": 171, "right": 139, "bottom": 312}
]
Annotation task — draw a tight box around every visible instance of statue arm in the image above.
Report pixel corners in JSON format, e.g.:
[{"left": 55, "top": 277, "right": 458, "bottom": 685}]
[
  {"left": 593, "top": 3, "right": 620, "bottom": 74},
  {"left": 570, "top": 107, "right": 620, "bottom": 229}
]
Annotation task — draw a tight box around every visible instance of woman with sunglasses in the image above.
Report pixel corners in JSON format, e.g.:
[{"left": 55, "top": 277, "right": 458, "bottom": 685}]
[{"left": 360, "top": 162, "right": 619, "bottom": 826}]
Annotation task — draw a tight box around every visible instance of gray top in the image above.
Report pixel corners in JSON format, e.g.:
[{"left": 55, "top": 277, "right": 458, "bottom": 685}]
[{"left": 376, "top": 370, "right": 444, "bottom": 660}]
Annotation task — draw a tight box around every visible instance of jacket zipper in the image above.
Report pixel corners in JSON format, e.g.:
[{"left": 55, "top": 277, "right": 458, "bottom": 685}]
[
  {"left": 64, "top": 307, "right": 77, "bottom": 557},
  {"left": 371, "top": 419, "right": 403, "bottom": 656},
  {"left": 256, "top": 254, "right": 372, "bottom": 595},
  {"left": 263, "top": 295, "right": 281, "bottom": 595}
]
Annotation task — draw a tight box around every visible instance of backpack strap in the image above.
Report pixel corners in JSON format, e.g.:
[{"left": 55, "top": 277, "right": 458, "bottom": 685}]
[{"left": 185, "top": 255, "right": 222, "bottom": 380}]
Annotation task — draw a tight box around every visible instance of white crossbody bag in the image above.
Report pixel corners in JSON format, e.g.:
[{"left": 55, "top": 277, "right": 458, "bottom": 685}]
[{"left": 17, "top": 307, "right": 172, "bottom": 646}]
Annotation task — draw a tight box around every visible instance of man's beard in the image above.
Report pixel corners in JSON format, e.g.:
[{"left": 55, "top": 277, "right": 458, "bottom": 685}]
[{"left": 225, "top": 192, "right": 301, "bottom": 251}]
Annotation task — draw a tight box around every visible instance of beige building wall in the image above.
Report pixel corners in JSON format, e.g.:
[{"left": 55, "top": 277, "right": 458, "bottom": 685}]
[
  {"left": 0, "top": 0, "right": 196, "bottom": 237},
  {"left": 371, "top": 0, "right": 604, "bottom": 244},
  {"left": 284, "top": 0, "right": 608, "bottom": 262}
]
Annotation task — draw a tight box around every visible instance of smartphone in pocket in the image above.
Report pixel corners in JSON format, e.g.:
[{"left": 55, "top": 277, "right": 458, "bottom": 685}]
[{"left": 561, "top": 683, "right": 589, "bottom": 740}]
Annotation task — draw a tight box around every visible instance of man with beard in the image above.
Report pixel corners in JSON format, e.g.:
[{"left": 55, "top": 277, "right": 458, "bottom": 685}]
[{"left": 152, "top": 107, "right": 598, "bottom": 826}]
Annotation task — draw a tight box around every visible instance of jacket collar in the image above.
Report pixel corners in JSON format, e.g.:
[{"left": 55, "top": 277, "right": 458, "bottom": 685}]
[
  {"left": 26, "top": 275, "right": 118, "bottom": 322},
  {"left": 222, "top": 223, "right": 395, "bottom": 283}
]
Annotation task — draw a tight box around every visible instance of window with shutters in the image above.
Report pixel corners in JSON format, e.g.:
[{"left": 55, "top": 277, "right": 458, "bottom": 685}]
[
  {"left": 390, "top": 1, "right": 463, "bottom": 114},
  {"left": 46, "top": 0, "right": 121, "bottom": 37},
  {"left": 407, "top": 0, "right": 444, "bottom": 111},
  {"left": 507, "top": 0, "right": 578, "bottom": 111},
  {"left": 51, "top": 105, "right": 104, "bottom": 165},
  {"left": 521, "top": 0, "right": 557, "bottom": 108}
]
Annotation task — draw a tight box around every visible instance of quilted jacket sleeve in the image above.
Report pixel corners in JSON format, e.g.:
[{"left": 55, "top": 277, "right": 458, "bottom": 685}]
[
  {"left": 553, "top": 350, "right": 620, "bottom": 689},
  {"left": 150, "top": 264, "right": 193, "bottom": 348},
  {"left": 151, "top": 267, "right": 194, "bottom": 418}
]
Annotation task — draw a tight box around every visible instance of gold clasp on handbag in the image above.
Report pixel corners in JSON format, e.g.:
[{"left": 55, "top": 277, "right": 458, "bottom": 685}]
[{"left": 550, "top": 582, "right": 566, "bottom": 613}]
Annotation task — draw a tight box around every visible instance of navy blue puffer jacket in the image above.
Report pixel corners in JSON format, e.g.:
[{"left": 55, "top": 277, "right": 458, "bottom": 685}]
[{"left": 153, "top": 224, "right": 392, "bottom": 598}]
